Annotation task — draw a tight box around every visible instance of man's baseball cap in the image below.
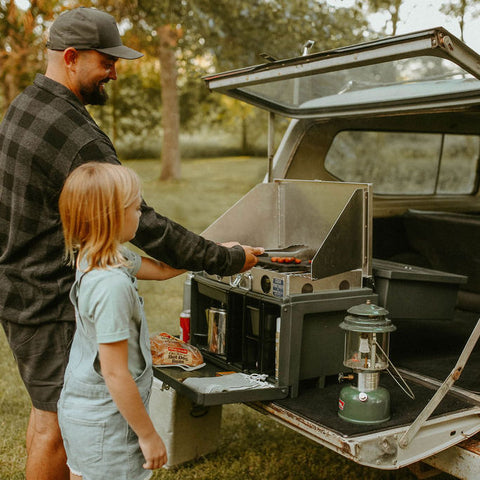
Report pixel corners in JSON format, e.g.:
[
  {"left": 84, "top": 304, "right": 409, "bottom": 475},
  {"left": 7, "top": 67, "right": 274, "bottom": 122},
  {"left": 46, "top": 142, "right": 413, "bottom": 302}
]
[{"left": 46, "top": 7, "right": 143, "bottom": 60}]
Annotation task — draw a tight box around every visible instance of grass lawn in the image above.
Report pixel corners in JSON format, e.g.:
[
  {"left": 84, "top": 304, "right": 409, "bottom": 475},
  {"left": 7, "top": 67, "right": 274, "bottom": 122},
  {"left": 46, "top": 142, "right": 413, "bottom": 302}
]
[{"left": 0, "top": 157, "right": 450, "bottom": 479}]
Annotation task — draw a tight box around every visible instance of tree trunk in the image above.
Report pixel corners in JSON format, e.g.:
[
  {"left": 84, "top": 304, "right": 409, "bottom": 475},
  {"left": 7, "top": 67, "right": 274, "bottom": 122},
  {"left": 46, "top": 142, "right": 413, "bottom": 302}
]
[
  {"left": 158, "top": 24, "right": 181, "bottom": 181},
  {"left": 459, "top": 0, "right": 467, "bottom": 41},
  {"left": 390, "top": 0, "right": 402, "bottom": 36}
]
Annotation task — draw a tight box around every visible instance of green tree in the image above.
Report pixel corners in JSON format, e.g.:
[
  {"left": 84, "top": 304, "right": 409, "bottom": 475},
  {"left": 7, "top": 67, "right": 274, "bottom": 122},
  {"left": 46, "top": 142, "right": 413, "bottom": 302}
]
[
  {"left": 364, "top": 0, "right": 404, "bottom": 35},
  {"left": 0, "top": 0, "right": 58, "bottom": 113},
  {"left": 94, "top": 0, "right": 370, "bottom": 178},
  {"left": 89, "top": 60, "right": 163, "bottom": 153},
  {"left": 92, "top": 0, "right": 185, "bottom": 179},
  {"left": 188, "top": 0, "right": 374, "bottom": 154},
  {"left": 192, "top": 0, "right": 370, "bottom": 154},
  {"left": 195, "top": 0, "right": 368, "bottom": 70},
  {"left": 0, "top": 1, "right": 374, "bottom": 166},
  {"left": 440, "top": 0, "right": 480, "bottom": 41}
]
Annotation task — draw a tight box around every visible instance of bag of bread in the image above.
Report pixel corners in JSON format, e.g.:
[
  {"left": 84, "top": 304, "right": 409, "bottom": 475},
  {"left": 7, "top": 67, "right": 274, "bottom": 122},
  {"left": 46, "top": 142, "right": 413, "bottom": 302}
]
[{"left": 150, "top": 332, "right": 205, "bottom": 371}]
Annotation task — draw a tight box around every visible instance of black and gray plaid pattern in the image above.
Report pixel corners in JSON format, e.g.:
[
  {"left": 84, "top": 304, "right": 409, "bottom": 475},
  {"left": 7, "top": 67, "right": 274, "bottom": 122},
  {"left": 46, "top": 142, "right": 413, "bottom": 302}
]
[{"left": 0, "top": 74, "right": 244, "bottom": 325}]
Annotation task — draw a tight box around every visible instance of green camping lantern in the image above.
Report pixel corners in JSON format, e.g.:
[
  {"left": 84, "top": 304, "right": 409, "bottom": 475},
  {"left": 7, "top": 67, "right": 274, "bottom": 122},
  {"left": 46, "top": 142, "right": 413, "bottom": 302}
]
[{"left": 338, "top": 300, "right": 396, "bottom": 424}]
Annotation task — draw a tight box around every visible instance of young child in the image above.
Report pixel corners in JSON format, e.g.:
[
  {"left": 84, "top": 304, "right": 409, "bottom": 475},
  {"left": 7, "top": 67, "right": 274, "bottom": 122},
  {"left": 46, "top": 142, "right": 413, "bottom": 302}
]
[{"left": 57, "top": 162, "right": 185, "bottom": 480}]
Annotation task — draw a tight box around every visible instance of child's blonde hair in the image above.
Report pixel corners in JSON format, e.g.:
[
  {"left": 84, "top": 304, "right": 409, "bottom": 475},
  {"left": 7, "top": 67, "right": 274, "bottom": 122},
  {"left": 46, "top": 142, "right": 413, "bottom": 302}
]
[{"left": 59, "top": 162, "right": 141, "bottom": 271}]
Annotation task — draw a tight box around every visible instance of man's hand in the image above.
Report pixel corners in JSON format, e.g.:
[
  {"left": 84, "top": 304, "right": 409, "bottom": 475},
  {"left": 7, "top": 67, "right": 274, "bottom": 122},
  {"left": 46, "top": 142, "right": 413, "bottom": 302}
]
[
  {"left": 221, "top": 242, "right": 265, "bottom": 272},
  {"left": 240, "top": 245, "right": 265, "bottom": 272}
]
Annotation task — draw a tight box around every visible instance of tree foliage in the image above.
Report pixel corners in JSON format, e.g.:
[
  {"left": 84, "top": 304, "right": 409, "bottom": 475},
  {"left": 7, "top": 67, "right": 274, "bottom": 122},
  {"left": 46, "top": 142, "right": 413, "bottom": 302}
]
[
  {"left": 3, "top": 0, "right": 475, "bottom": 177},
  {"left": 88, "top": 62, "right": 163, "bottom": 145},
  {"left": 192, "top": 0, "right": 369, "bottom": 70},
  {"left": 89, "top": 0, "right": 373, "bottom": 176},
  {"left": 364, "top": 0, "right": 403, "bottom": 35},
  {"left": 440, "top": 0, "right": 480, "bottom": 41},
  {"left": 0, "top": 0, "right": 59, "bottom": 111}
]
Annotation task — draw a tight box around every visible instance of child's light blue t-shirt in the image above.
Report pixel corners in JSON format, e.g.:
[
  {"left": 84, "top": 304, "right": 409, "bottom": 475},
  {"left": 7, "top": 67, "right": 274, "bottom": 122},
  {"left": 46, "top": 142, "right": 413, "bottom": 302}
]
[{"left": 74, "top": 248, "right": 146, "bottom": 378}]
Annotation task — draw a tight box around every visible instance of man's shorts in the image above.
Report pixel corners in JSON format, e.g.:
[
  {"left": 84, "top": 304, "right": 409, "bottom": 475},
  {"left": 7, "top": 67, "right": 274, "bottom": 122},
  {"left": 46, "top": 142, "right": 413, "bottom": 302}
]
[{"left": 1, "top": 320, "right": 75, "bottom": 412}]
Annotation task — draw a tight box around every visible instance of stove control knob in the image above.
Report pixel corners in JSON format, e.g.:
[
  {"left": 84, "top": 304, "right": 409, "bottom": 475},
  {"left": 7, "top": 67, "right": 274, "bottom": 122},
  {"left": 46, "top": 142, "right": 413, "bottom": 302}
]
[{"left": 261, "top": 275, "right": 271, "bottom": 294}]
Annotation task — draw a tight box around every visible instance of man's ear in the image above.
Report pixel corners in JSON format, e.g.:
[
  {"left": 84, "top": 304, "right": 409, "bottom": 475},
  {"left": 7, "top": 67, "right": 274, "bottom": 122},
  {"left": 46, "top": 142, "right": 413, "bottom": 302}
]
[{"left": 63, "top": 48, "right": 79, "bottom": 67}]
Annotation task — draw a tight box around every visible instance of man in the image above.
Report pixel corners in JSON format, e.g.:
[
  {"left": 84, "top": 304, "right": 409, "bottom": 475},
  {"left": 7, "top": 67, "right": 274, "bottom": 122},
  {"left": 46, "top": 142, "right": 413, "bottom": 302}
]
[{"left": 0, "top": 7, "right": 263, "bottom": 480}]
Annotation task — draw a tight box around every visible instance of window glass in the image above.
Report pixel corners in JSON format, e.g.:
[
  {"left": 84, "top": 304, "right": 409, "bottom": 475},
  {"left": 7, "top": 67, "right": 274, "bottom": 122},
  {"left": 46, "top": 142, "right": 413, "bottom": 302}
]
[
  {"left": 239, "top": 56, "right": 478, "bottom": 114},
  {"left": 437, "top": 135, "right": 479, "bottom": 194},
  {"left": 325, "top": 131, "right": 479, "bottom": 195}
]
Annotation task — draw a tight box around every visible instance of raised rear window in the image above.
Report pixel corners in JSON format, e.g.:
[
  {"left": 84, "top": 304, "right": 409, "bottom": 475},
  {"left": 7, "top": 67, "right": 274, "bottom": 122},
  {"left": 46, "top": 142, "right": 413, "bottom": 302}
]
[
  {"left": 325, "top": 131, "right": 480, "bottom": 195},
  {"left": 204, "top": 29, "right": 480, "bottom": 118},
  {"left": 238, "top": 56, "right": 477, "bottom": 115}
]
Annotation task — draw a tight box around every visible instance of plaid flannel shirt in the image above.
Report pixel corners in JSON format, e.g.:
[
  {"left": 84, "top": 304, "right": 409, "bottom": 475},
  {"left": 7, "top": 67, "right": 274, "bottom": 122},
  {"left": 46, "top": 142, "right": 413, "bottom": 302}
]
[{"left": 0, "top": 74, "right": 244, "bottom": 325}]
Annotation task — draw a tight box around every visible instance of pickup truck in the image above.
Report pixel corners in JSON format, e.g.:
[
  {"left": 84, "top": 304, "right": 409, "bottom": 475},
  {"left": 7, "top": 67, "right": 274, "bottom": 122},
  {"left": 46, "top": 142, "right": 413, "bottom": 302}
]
[{"left": 154, "top": 28, "right": 480, "bottom": 479}]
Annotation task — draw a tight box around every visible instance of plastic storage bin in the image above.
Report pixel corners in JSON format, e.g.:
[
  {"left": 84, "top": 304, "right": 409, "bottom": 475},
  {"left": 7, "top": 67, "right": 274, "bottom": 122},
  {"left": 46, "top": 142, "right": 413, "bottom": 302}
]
[
  {"left": 149, "top": 377, "right": 222, "bottom": 468},
  {"left": 372, "top": 258, "right": 467, "bottom": 320}
]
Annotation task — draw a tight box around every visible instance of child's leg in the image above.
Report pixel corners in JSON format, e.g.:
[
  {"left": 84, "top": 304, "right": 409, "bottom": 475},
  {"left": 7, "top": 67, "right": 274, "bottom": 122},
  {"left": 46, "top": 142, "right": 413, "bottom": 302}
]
[{"left": 70, "top": 473, "right": 82, "bottom": 480}]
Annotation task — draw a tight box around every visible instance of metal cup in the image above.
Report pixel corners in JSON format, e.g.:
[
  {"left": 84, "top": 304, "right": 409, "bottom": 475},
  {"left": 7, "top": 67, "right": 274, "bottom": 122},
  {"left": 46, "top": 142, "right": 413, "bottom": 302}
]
[{"left": 206, "top": 307, "right": 227, "bottom": 355}]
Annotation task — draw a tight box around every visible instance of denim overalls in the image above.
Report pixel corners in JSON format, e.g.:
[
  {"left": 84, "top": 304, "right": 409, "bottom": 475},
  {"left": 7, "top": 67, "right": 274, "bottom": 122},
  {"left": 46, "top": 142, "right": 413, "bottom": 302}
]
[{"left": 58, "top": 256, "right": 153, "bottom": 480}]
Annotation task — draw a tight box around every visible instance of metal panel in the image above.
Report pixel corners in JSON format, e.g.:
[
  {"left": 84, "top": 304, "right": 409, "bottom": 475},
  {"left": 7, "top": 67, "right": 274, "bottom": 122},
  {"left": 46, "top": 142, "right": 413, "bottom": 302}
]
[
  {"left": 153, "top": 363, "right": 288, "bottom": 407},
  {"left": 201, "top": 182, "right": 278, "bottom": 247},
  {"left": 201, "top": 179, "right": 372, "bottom": 279},
  {"left": 312, "top": 188, "right": 365, "bottom": 279},
  {"left": 205, "top": 32, "right": 443, "bottom": 91},
  {"left": 250, "top": 401, "right": 480, "bottom": 470},
  {"left": 424, "top": 437, "right": 480, "bottom": 479}
]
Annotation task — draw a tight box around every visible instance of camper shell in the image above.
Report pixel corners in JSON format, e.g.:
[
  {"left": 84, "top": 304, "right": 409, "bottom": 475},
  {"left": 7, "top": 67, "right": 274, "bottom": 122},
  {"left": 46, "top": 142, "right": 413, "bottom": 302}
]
[{"left": 154, "top": 28, "right": 480, "bottom": 477}]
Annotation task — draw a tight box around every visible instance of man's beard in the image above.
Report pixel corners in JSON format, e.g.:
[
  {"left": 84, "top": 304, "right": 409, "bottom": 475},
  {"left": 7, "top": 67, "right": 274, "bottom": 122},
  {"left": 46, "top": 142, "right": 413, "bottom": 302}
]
[{"left": 80, "top": 82, "right": 109, "bottom": 106}]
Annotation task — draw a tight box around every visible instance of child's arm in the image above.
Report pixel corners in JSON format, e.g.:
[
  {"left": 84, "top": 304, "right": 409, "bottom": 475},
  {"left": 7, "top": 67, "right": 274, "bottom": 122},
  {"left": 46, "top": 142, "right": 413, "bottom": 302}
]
[
  {"left": 99, "top": 340, "right": 167, "bottom": 470},
  {"left": 137, "top": 256, "right": 186, "bottom": 281}
]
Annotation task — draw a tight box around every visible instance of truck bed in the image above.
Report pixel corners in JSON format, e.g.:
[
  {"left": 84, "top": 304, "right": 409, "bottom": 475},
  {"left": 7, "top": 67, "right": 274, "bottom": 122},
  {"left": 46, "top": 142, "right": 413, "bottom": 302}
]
[{"left": 251, "top": 308, "right": 480, "bottom": 470}]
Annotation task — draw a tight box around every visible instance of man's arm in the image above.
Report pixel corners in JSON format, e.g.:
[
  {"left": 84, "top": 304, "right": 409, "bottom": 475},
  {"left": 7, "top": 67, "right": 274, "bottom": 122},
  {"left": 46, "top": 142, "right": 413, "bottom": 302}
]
[
  {"left": 132, "top": 201, "right": 263, "bottom": 276},
  {"left": 74, "top": 147, "right": 262, "bottom": 276}
]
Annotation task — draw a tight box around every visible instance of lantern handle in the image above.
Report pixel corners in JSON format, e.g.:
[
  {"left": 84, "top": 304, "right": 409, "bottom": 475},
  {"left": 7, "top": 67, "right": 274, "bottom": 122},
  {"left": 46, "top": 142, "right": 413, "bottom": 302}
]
[{"left": 375, "top": 341, "right": 415, "bottom": 400}]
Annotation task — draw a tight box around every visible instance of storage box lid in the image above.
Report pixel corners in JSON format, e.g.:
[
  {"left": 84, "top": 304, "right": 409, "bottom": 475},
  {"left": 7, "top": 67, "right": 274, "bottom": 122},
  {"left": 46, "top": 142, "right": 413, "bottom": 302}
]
[{"left": 372, "top": 258, "right": 467, "bottom": 284}]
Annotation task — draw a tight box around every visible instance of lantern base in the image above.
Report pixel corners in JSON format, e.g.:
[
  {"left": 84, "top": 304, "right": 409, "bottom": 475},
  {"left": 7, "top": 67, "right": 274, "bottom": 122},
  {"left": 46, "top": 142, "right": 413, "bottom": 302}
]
[{"left": 338, "top": 384, "right": 391, "bottom": 424}]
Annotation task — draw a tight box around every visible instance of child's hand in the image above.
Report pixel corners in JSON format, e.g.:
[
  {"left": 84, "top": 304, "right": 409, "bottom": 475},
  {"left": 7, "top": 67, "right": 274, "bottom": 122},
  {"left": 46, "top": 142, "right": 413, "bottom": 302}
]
[{"left": 139, "top": 430, "right": 168, "bottom": 470}]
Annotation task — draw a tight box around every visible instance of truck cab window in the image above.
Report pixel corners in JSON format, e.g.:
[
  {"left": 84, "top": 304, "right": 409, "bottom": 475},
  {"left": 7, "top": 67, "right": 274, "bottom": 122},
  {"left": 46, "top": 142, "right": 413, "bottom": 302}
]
[{"left": 325, "top": 130, "right": 480, "bottom": 195}]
